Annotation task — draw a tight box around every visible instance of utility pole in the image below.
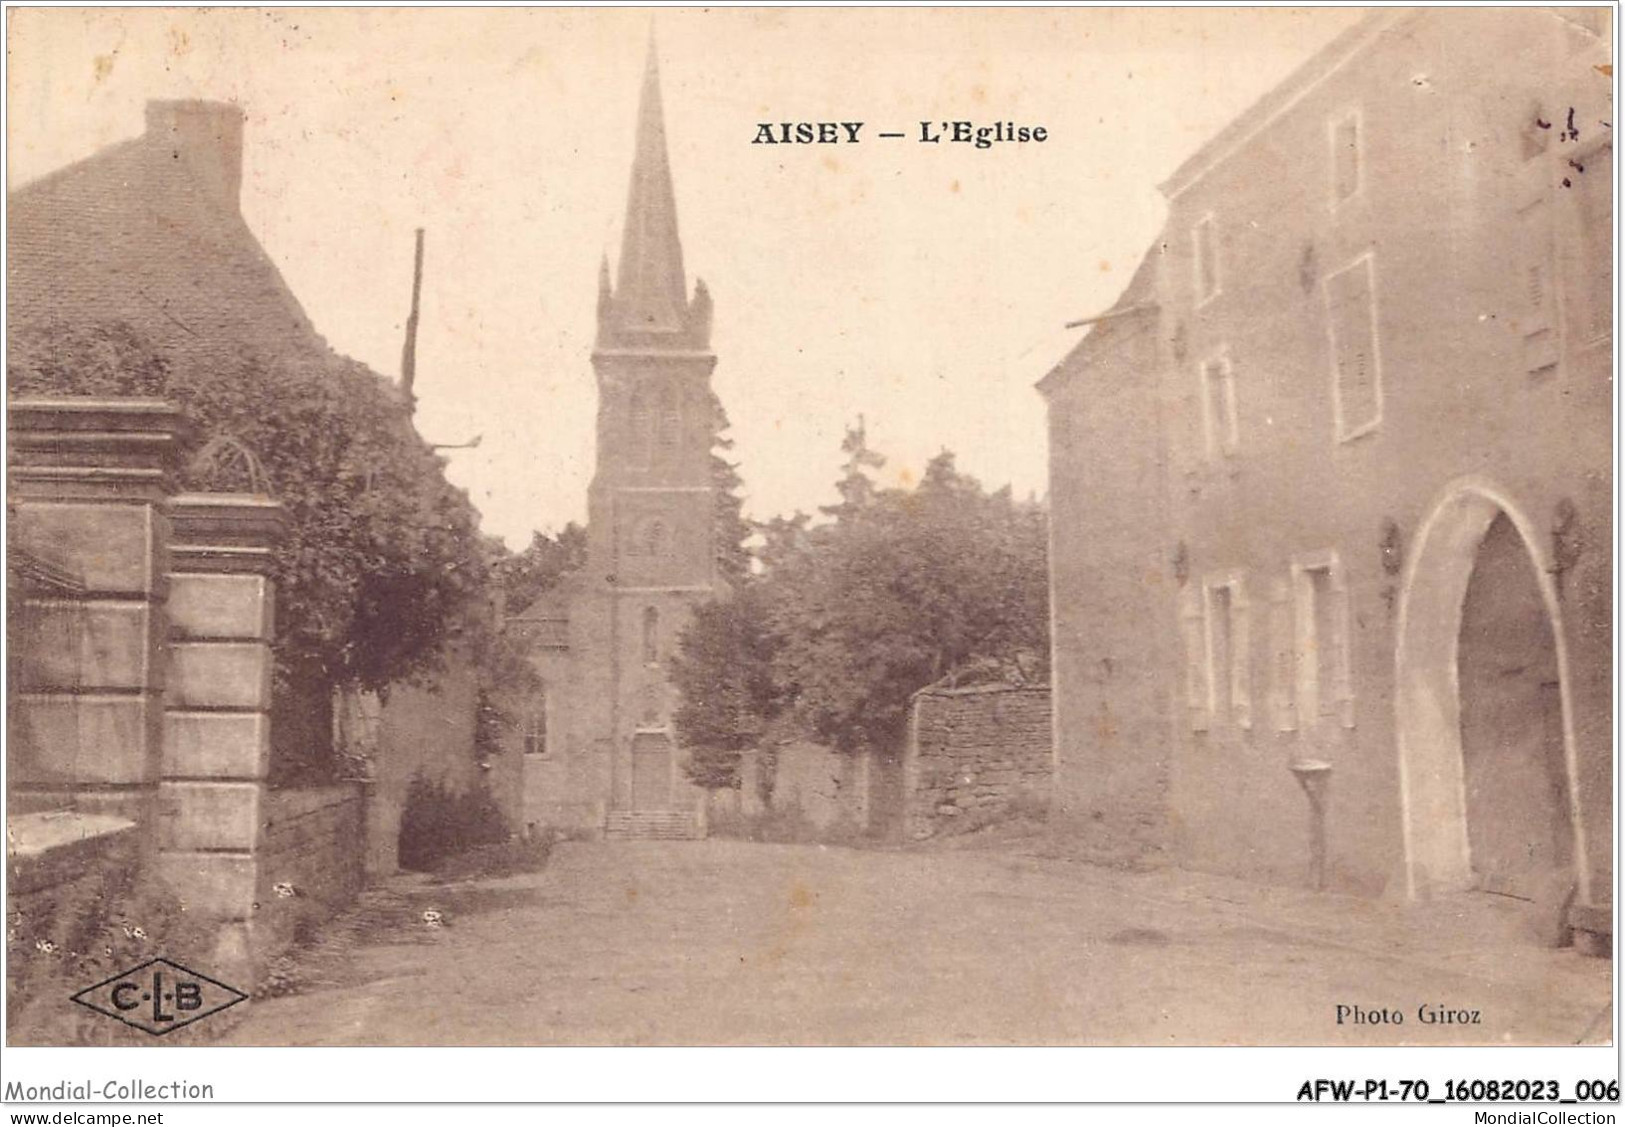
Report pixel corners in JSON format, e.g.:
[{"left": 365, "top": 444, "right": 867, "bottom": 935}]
[{"left": 400, "top": 227, "right": 425, "bottom": 412}]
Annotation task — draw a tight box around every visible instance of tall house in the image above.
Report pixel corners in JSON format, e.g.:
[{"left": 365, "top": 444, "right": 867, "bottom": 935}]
[
  {"left": 1041, "top": 8, "right": 1611, "bottom": 947},
  {"left": 514, "top": 43, "right": 724, "bottom": 833}
]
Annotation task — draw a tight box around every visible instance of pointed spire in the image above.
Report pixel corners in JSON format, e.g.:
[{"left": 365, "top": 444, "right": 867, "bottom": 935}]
[{"left": 608, "top": 33, "right": 690, "bottom": 338}]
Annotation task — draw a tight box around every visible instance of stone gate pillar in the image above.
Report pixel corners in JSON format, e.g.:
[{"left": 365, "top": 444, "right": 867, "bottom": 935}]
[
  {"left": 157, "top": 492, "right": 285, "bottom": 974},
  {"left": 8, "top": 399, "right": 180, "bottom": 823}
]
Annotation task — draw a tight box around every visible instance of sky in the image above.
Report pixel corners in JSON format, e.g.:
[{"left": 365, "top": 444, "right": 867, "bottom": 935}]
[{"left": 7, "top": 7, "right": 1366, "bottom": 548}]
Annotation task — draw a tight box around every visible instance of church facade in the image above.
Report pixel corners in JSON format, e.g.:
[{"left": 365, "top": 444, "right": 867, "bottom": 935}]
[{"left": 510, "top": 46, "right": 722, "bottom": 835}]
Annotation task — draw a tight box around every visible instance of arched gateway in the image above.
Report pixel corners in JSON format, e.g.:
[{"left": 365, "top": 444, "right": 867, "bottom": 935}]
[{"left": 1393, "top": 477, "right": 1590, "bottom": 906}]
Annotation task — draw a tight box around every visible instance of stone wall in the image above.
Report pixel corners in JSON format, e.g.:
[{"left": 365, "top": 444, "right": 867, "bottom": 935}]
[
  {"left": 714, "top": 741, "right": 867, "bottom": 841},
  {"left": 904, "top": 685, "right": 1053, "bottom": 840},
  {"left": 254, "top": 785, "right": 366, "bottom": 954},
  {"left": 5, "top": 398, "right": 372, "bottom": 983}
]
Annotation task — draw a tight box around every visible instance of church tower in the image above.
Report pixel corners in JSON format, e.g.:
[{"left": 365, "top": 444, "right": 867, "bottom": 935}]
[{"left": 584, "top": 40, "right": 720, "bottom": 813}]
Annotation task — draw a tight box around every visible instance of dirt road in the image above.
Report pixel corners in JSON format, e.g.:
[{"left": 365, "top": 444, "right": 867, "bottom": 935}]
[{"left": 223, "top": 838, "right": 1611, "bottom": 1046}]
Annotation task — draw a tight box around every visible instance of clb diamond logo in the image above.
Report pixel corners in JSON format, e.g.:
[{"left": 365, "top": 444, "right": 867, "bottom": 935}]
[{"left": 70, "top": 958, "right": 248, "bottom": 1035}]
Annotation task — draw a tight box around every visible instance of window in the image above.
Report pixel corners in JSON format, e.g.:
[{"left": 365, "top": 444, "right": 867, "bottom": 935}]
[
  {"left": 1204, "top": 574, "right": 1252, "bottom": 729},
  {"left": 655, "top": 383, "right": 681, "bottom": 459},
  {"left": 1199, "top": 351, "right": 1239, "bottom": 457},
  {"left": 1517, "top": 190, "right": 1560, "bottom": 374},
  {"left": 1323, "top": 253, "right": 1382, "bottom": 441},
  {"left": 1567, "top": 140, "right": 1612, "bottom": 347},
  {"left": 1292, "top": 551, "right": 1353, "bottom": 731},
  {"left": 1180, "top": 573, "right": 1251, "bottom": 731},
  {"left": 628, "top": 518, "right": 672, "bottom": 559},
  {"left": 523, "top": 693, "right": 549, "bottom": 757},
  {"left": 628, "top": 385, "right": 654, "bottom": 466},
  {"left": 1267, "top": 577, "right": 1298, "bottom": 732},
  {"left": 1193, "top": 214, "right": 1220, "bottom": 304},
  {"left": 643, "top": 519, "right": 670, "bottom": 558},
  {"left": 1330, "top": 109, "right": 1361, "bottom": 204},
  {"left": 1179, "top": 586, "right": 1208, "bottom": 731},
  {"left": 642, "top": 606, "right": 660, "bottom": 665}
]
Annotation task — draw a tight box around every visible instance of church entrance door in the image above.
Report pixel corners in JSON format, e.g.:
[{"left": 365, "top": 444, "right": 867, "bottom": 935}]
[{"left": 631, "top": 731, "right": 674, "bottom": 810}]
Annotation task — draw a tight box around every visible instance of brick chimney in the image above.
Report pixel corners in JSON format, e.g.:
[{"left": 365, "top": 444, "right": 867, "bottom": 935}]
[{"left": 145, "top": 100, "right": 245, "bottom": 208}]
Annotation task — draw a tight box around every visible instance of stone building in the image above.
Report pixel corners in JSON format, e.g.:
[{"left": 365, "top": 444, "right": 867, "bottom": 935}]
[
  {"left": 508, "top": 46, "right": 723, "bottom": 837},
  {"left": 1041, "top": 8, "right": 1611, "bottom": 943},
  {"left": 7, "top": 99, "right": 505, "bottom": 875}
]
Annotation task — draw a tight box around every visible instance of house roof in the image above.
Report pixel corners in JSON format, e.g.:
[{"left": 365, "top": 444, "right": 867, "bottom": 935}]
[
  {"left": 8, "top": 103, "right": 330, "bottom": 370},
  {"left": 1036, "top": 247, "right": 1160, "bottom": 399}
]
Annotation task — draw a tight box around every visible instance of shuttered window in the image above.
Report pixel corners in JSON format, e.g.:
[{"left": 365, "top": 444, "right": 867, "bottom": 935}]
[
  {"left": 1179, "top": 586, "right": 1209, "bottom": 732},
  {"left": 1200, "top": 351, "right": 1239, "bottom": 457},
  {"left": 1293, "top": 552, "right": 1355, "bottom": 731},
  {"left": 1569, "top": 141, "right": 1612, "bottom": 347},
  {"left": 1206, "top": 575, "right": 1252, "bottom": 730},
  {"left": 1181, "top": 573, "right": 1252, "bottom": 732},
  {"left": 1324, "top": 254, "right": 1383, "bottom": 441},
  {"left": 1268, "top": 577, "right": 1298, "bottom": 732},
  {"left": 1193, "top": 214, "right": 1220, "bottom": 304},
  {"left": 1330, "top": 110, "right": 1361, "bottom": 204}
]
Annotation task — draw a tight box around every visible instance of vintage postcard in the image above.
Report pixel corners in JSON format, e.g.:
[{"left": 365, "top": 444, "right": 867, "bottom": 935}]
[{"left": 2, "top": 3, "right": 1616, "bottom": 1110}]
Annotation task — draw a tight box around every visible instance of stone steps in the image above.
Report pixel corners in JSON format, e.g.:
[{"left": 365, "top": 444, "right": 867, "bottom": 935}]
[{"left": 604, "top": 809, "right": 706, "bottom": 841}]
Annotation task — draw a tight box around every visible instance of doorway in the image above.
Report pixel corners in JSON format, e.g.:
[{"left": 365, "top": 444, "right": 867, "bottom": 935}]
[
  {"left": 630, "top": 731, "right": 674, "bottom": 810},
  {"left": 1457, "top": 513, "right": 1571, "bottom": 899},
  {"left": 1393, "top": 479, "right": 1588, "bottom": 903}
]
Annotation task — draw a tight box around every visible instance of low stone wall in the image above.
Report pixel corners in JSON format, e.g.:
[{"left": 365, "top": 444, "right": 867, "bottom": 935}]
[
  {"left": 5, "top": 811, "right": 242, "bottom": 1044},
  {"left": 253, "top": 784, "right": 366, "bottom": 955},
  {"left": 717, "top": 741, "right": 868, "bottom": 841},
  {"left": 905, "top": 684, "right": 1053, "bottom": 839}
]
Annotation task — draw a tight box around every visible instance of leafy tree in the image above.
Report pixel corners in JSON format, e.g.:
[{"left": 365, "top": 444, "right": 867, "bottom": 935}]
[
  {"left": 671, "top": 424, "right": 1049, "bottom": 783},
  {"left": 8, "top": 319, "right": 489, "bottom": 769},
  {"left": 495, "top": 524, "right": 588, "bottom": 615},
  {"left": 820, "top": 415, "right": 886, "bottom": 521},
  {"left": 708, "top": 391, "right": 752, "bottom": 586},
  {"left": 776, "top": 442, "right": 1047, "bottom": 753},
  {"left": 670, "top": 580, "right": 785, "bottom": 789}
]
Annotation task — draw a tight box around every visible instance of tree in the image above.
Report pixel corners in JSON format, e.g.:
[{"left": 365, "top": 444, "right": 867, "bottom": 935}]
[
  {"left": 708, "top": 391, "right": 752, "bottom": 586},
  {"left": 774, "top": 444, "right": 1048, "bottom": 753},
  {"left": 819, "top": 415, "right": 886, "bottom": 521},
  {"left": 8, "top": 319, "right": 489, "bottom": 768},
  {"left": 670, "top": 580, "right": 784, "bottom": 789},
  {"left": 670, "top": 425, "right": 1049, "bottom": 782},
  {"left": 494, "top": 524, "right": 588, "bottom": 615}
]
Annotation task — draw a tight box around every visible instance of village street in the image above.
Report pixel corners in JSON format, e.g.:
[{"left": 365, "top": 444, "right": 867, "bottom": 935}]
[{"left": 222, "top": 838, "right": 1611, "bottom": 1047}]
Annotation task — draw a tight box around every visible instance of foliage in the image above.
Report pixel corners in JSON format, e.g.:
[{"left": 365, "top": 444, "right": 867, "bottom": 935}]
[
  {"left": 7, "top": 851, "right": 220, "bottom": 1045},
  {"left": 708, "top": 392, "right": 753, "bottom": 587},
  {"left": 473, "top": 688, "right": 510, "bottom": 763},
  {"left": 671, "top": 581, "right": 786, "bottom": 789},
  {"left": 8, "top": 319, "right": 489, "bottom": 710},
  {"left": 396, "top": 775, "right": 511, "bottom": 872},
  {"left": 494, "top": 524, "right": 588, "bottom": 616},
  {"left": 672, "top": 422, "right": 1049, "bottom": 785}
]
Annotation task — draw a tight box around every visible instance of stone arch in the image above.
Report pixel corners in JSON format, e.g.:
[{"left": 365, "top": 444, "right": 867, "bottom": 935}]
[{"left": 1393, "top": 475, "right": 1589, "bottom": 903}]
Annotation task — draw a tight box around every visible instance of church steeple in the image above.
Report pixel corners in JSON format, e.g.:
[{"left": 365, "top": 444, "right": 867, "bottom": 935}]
[{"left": 598, "top": 36, "right": 708, "bottom": 349}]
